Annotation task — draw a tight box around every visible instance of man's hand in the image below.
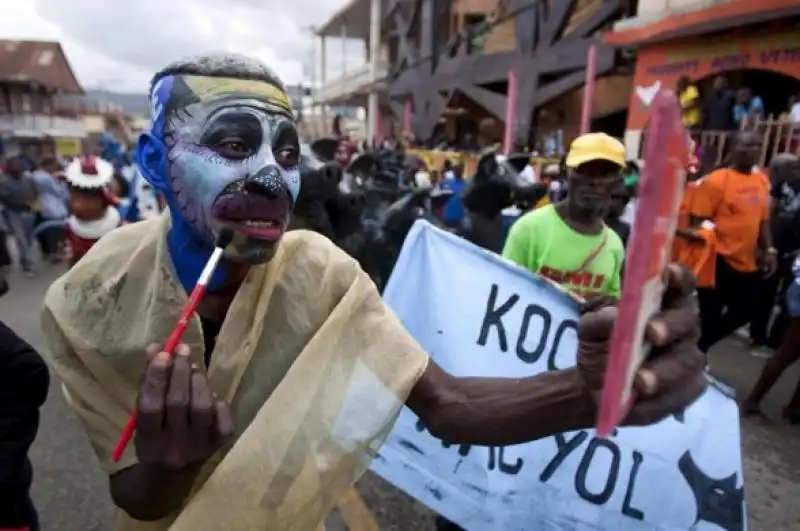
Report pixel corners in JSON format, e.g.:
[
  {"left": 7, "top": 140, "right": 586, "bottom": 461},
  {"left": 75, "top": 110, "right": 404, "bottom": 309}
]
[
  {"left": 135, "top": 344, "right": 234, "bottom": 470},
  {"left": 762, "top": 251, "right": 778, "bottom": 278},
  {"left": 576, "top": 263, "right": 707, "bottom": 426}
]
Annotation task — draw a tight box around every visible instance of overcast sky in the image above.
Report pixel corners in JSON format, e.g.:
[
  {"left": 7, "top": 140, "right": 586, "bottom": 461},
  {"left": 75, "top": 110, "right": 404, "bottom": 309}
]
[{"left": 0, "top": 0, "right": 366, "bottom": 93}]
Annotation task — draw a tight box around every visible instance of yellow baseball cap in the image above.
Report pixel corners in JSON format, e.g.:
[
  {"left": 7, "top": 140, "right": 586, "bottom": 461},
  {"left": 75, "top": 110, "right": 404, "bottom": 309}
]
[{"left": 565, "top": 133, "right": 626, "bottom": 169}]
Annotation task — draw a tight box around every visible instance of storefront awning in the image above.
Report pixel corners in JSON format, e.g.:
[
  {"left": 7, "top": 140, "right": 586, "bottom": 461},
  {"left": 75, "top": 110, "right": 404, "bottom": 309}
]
[{"left": 605, "top": 0, "right": 800, "bottom": 47}]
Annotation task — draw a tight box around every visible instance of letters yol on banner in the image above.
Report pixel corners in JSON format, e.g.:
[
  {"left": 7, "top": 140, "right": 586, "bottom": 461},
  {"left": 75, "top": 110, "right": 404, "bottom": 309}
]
[{"left": 371, "top": 220, "right": 746, "bottom": 531}]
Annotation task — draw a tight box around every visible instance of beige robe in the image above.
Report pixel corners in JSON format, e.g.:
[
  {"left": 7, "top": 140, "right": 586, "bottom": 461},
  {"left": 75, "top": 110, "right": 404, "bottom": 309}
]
[{"left": 41, "top": 213, "right": 429, "bottom": 530}]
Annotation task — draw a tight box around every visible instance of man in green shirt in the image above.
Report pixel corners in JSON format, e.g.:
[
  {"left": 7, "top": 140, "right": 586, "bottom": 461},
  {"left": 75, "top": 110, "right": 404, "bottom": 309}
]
[{"left": 503, "top": 133, "right": 626, "bottom": 298}]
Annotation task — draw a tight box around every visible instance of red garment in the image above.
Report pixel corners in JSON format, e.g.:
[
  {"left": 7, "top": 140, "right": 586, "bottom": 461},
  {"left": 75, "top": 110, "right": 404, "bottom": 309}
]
[
  {"left": 66, "top": 229, "right": 101, "bottom": 267},
  {"left": 64, "top": 211, "right": 121, "bottom": 267}
]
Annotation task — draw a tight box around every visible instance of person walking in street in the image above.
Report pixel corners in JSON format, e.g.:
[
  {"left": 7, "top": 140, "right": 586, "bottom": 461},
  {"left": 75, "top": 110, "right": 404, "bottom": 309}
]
[
  {"left": 503, "top": 132, "right": 626, "bottom": 299},
  {"left": 689, "top": 131, "right": 777, "bottom": 354},
  {"left": 0, "top": 156, "right": 38, "bottom": 276},
  {"left": 30, "top": 157, "right": 69, "bottom": 263},
  {"left": 749, "top": 153, "right": 800, "bottom": 357},
  {"left": 0, "top": 268, "right": 50, "bottom": 531},
  {"left": 744, "top": 252, "right": 800, "bottom": 424}
]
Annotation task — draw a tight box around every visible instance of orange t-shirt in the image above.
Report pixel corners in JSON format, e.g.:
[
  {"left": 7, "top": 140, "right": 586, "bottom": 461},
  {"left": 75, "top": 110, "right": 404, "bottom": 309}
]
[
  {"left": 672, "top": 183, "right": 717, "bottom": 287},
  {"left": 689, "top": 168, "right": 769, "bottom": 272}
]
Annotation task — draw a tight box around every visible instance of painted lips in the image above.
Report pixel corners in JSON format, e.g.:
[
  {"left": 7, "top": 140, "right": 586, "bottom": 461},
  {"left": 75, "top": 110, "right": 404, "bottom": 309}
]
[{"left": 211, "top": 192, "right": 289, "bottom": 242}]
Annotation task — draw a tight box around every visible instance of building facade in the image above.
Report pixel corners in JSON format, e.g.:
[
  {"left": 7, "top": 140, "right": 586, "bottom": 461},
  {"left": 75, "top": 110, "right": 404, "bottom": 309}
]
[
  {"left": 384, "top": 0, "right": 641, "bottom": 148},
  {"left": 312, "top": 0, "right": 387, "bottom": 141},
  {"left": 0, "top": 40, "right": 87, "bottom": 160},
  {"left": 606, "top": 0, "right": 800, "bottom": 160},
  {"left": 313, "top": 0, "right": 645, "bottom": 147}
]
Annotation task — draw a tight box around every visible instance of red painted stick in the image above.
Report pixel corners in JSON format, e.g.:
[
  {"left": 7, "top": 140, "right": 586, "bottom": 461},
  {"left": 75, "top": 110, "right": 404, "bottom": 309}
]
[{"left": 111, "top": 231, "right": 231, "bottom": 462}]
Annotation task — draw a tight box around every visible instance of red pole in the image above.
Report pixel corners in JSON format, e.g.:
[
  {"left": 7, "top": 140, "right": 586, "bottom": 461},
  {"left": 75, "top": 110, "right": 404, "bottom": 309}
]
[
  {"left": 403, "top": 99, "right": 412, "bottom": 137},
  {"left": 580, "top": 44, "right": 598, "bottom": 135},
  {"left": 503, "top": 69, "right": 519, "bottom": 155}
]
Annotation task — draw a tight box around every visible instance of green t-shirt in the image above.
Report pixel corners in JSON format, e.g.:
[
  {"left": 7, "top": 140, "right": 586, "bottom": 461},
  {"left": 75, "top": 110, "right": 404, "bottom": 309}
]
[{"left": 502, "top": 205, "right": 624, "bottom": 298}]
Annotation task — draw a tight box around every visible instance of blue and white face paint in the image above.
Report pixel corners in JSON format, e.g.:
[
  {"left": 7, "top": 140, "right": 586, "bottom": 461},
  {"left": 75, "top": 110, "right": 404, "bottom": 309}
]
[{"left": 151, "top": 74, "right": 301, "bottom": 264}]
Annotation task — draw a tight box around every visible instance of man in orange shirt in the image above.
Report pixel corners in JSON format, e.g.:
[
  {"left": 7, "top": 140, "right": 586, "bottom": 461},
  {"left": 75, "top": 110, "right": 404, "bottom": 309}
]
[{"left": 690, "top": 131, "right": 778, "bottom": 353}]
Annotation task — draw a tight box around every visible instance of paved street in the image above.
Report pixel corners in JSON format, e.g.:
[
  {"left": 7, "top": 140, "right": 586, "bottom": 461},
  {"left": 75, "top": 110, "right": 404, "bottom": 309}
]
[{"left": 1, "top": 261, "right": 798, "bottom": 531}]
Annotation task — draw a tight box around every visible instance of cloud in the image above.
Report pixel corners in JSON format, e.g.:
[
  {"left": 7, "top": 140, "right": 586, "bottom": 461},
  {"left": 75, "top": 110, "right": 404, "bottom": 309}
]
[{"left": 2, "top": 0, "right": 365, "bottom": 94}]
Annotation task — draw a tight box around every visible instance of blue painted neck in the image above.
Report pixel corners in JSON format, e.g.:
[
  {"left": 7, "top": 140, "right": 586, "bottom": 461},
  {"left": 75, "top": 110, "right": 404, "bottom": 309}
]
[{"left": 166, "top": 203, "right": 229, "bottom": 293}]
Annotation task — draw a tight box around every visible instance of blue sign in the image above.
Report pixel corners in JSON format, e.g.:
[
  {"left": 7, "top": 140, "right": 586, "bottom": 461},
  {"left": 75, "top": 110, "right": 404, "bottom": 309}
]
[{"left": 373, "top": 220, "right": 746, "bottom": 531}]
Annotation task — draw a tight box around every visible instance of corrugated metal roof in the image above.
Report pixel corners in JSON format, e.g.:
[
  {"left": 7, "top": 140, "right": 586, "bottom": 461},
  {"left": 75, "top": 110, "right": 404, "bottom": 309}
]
[{"left": 0, "top": 40, "right": 84, "bottom": 94}]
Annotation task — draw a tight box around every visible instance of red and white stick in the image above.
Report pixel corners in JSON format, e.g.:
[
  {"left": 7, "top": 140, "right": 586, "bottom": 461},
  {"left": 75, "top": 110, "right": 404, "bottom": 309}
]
[{"left": 111, "top": 229, "right": 233, "bottom": 462}]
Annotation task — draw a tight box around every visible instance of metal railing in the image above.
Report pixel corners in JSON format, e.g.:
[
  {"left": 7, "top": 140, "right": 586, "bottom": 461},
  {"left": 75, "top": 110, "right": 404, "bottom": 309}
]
[{"left": 698, "top": 116, "right": 800, "bottom": 169}]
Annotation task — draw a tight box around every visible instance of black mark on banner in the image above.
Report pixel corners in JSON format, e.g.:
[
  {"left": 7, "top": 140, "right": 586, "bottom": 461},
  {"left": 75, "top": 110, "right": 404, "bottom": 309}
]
[
  {"left": 547, "top": 319, "right": 578, "bottom": 371},
  {"left": 575, "top": 438, "right": 620, "bottom": 504},
  {"left": 477, "top": 284, "right": 577, "bottom": 365},
  {"left": 678, "top": 452, "right": 744, "bottom": 531},
  {"left": 623, "top": 451, "right": 645, "bottom": 520},
  {"left": 476, "top": 284, "right": 519, "bottom": 353},
  {"left": 487, "top": 446, "right": 524, "bottom": 475},
  {"left": 517, "top": 304, "right": 552, "bottom": 363},
  {"left": 415, "top": 420, "right": 523, "bottom": 476},
  {"left": 540, "top": 432, "right": 588, "bottom": 482},
  {"left": 540, "top": 431, "right": 646, "bottom": 520}
]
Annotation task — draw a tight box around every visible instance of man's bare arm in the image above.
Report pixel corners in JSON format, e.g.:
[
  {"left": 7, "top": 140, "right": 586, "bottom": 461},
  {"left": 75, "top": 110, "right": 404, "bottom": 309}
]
[
  {"left": 758, "top": 219, "right": 774, "bottom": 253},
  {"left": 406, "top": 361, "right": 595, "bottom": 446}
]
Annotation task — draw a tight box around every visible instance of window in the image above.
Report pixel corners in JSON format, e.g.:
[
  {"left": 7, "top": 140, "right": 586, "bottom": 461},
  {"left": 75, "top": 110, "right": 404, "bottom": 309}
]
[
  {"left": 464, "top": 13, "right": 488, "bottom": 54},
  {"left": 38, "top": 49, "right": 54, "bottom": 66},
  {"left": 21, "top": 94, "right": 32, "bottom": 113}
]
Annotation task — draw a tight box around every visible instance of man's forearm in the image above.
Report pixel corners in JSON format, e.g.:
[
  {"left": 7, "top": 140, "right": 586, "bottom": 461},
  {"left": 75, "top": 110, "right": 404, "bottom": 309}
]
[
  {"left": 758, "top": 220, "right": 774, "bottom": 251},
  {"left": 406, "top": 362, "right": 595, "bottom": 446},
  {"left": 110, "top": 463, "right": 200, "bottom": 521}
]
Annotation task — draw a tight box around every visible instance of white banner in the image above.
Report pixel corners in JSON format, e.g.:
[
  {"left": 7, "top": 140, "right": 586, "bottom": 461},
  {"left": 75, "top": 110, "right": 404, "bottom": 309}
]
[{"left": 372, "top": 220, "right": 746, "bottom": 531}]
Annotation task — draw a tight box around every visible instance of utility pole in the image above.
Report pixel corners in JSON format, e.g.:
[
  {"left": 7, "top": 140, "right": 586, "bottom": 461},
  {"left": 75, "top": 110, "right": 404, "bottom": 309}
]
[{"left": 367, "top": 0, "right": 382, "bottom": 145}]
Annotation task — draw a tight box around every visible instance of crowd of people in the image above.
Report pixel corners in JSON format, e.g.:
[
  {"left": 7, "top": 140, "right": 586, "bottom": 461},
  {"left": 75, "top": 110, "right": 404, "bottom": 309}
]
[
  {"left": 0, "top": 155, "right": 69, "bottom": 275},
  {"left": 676, "top": 75, "right": 800, "bottom": 133},
  {"left": 0, "top": 149, "right": 161, "bottom": 276},
  {"left": 491, "top": 132, "right": 800, "bottom": 425},
  {"left": 411, "top": 126, "right": 800, "bottom": 435}
]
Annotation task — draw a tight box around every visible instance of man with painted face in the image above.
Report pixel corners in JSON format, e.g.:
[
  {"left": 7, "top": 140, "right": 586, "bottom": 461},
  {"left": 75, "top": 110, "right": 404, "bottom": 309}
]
[
  {"left": 41, "top": 55, "right": 705, "bottom": 531},
  {"left": 504, "top": 133, "right": 626, "bottom": 299}
]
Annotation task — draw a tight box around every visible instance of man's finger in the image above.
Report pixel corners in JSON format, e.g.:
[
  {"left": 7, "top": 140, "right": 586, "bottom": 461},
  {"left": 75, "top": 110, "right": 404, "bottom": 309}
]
[
  {"left": 577, "top": 305, "right": 617, "bottom": 342},
  {"left": 146, "top": 343, "right": 161, "bottom": 361},
  {"left": 644, "top": 305, "right": 699, "bottom": 347},
  {"left": 165, "top": 344, "right": 192, "bottom": 439},
  {"left": 660, "top": 263, "right": 697, "bottom": 310},
  {"left": 138, "top": 351, "right": 172, "bottom": 435},
  {"left": 634, "top": 342, "right": 705, "bottom": 397},
  {"left": 629, "top": 371, "right": 707, "bottom": 426},
  {"left": 189, "top": 369, "right": 215, "bottom": 436}
]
